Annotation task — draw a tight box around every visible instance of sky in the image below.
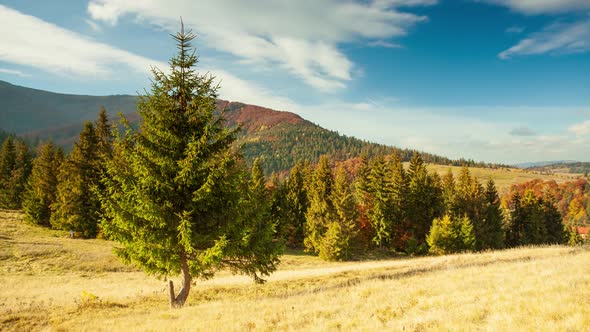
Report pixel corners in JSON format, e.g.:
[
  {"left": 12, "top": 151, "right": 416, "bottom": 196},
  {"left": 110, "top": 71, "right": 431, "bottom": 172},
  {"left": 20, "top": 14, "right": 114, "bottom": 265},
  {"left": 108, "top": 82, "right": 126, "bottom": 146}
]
[{"left": 0, "top": 0, "right": 589, "bottom": 164}]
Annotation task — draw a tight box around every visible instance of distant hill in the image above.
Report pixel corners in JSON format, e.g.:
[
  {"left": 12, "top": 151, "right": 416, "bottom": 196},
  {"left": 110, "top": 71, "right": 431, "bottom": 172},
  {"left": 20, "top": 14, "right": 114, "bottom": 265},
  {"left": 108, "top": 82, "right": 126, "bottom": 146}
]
[
  {"left": 0, "top": 80, "right": 505, "bottom": 174},
  {"left": 0, "top": 80, "right": 137, "bottom": 135},
  {"left": 513, "top": 160, "right": 578, "bottom": 169},
  {"left": 525, "top": 162, "right": 590, "bottom": 175}
]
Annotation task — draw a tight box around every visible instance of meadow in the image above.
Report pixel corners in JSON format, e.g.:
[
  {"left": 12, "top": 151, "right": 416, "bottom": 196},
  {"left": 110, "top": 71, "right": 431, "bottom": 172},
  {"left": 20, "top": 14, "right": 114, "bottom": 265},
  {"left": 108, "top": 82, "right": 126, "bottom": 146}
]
[
  {"left": 1, "top": 209, "right": 589, "bottom": 331},
  {"left": 422, "top": 164, "right": 582, "bottom": 193}
]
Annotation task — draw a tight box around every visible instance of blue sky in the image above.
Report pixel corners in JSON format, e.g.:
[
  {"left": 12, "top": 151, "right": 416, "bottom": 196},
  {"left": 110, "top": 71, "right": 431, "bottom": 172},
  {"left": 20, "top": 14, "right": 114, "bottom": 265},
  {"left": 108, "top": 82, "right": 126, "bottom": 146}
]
[{"left": 0, "top": 0, "right": 589, "bottom": 164}]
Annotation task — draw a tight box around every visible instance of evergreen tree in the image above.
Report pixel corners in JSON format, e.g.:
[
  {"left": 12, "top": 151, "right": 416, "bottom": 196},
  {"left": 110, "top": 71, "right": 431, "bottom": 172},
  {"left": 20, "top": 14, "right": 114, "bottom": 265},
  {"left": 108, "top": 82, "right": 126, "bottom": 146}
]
[
  {"left": 283, "top": 162, "right": 309, "bottom": 247},
  {"left": 0, "top": 137, "right": 32, "bottom": 209},
  {"left": 506, "top": 192, "right": 523, "bottom": 247},
  {"left": 441, "top": 168, "right": 456, "bottom": 214},
  {"left": 0, "top": 137, "right": 16, "bottom": 205},
  {"left": 541, "top": 195, "right": 565, "bottom": 244},
  {"left": 520, "top": 190, "right": 546, "bottom": 245},
  {"left": 23, "top": 141, "right": 61, "bottom": 226},
  {"left": 51, "top": 122, "right": 102, "bottom": 237},
  {"left": 354, "top": 154, "right": 374, "bottom": 248},
  {"left": 304, "top": 156, "right": 334, "bottom": 253},
  {"left": 367, "top": 155, "right": 392, "bottom": 249},
  {"left": 459, "top": 215, "right": 476, "bottom": 251},
  {"left": 6, "top": 140, "right": 32, "bottom": 209},
  {"left": 390, "top": 153, "right": 409, "bottom": 249},
  {"left": 319, "top": 165, "right": 358, "bottom": 260},
  {"left": 407, "top": 152, "right": 443, "bottom": 244},
  {"left": 100, "top": 26, "right": 280, "bottom": 308},
  {"left": 427, "top": 214, "right": 475, "bottom": 255},
  {"left": 95, "top": 106, "right": 114, "bottom": 158},
  {"left": 481, "top": 179, "right": 504, "bottom": 249}
]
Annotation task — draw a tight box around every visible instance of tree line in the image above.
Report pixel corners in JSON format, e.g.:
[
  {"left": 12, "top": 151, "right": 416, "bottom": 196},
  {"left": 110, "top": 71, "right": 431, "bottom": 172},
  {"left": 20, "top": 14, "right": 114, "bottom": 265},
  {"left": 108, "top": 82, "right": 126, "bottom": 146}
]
[{"left": 0, "top": 115, "right": 584, "bottom": 257}]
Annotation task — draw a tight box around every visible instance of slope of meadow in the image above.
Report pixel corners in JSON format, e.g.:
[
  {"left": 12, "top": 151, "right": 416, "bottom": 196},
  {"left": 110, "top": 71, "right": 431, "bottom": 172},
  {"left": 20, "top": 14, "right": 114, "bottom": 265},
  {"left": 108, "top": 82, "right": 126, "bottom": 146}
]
[
  {"left": 423, "top": 164, "right": 583, "bottom": 193},
  {"left": 1, "top": 210, "right": 589, "bottom": 331}
]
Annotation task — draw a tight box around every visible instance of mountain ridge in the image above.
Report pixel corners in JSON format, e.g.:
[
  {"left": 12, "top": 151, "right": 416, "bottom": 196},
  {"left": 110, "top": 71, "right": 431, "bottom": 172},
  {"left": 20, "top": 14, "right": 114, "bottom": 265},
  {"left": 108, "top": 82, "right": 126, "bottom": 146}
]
[{"left": 0, "top": 80, "right": 506, "bottom": 174}]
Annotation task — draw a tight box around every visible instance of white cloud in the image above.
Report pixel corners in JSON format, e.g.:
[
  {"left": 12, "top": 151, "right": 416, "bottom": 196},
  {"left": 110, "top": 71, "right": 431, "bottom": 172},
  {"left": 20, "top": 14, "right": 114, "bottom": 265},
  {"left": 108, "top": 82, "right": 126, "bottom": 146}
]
[
  {"left": 0, "top": 68, "right": 30, "bottom": 77},
  {"left": 499, "top": 19, "right": 590, "bottom": 59},
  {"left": 0, "top": 4, "right": 301, "bottom": 114},
  {"left": 479, "top": 0, "right": 590, "bottom": 15},
  {"left": 85, "top": 18, "right": 102, "bottom": 32},
  {"left": 368, "top": 40, "right": 403, "bottom": 48},
  {"left": 505, "top": 26, "right": 524, "bottom": 34},
  {"left": 569, "top": 120, "right": 590, "bottom": 136},
  {"left": 0, "top": 5, "right": 167, "bottom": 78},
  {"left": 87, "top": 0, "right": 436, "bottom": 91}
]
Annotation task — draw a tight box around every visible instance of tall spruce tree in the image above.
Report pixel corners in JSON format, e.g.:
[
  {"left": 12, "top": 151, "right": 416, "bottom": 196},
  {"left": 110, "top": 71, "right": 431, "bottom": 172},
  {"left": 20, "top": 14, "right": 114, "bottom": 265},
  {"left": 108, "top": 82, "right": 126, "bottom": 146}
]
[
  {"left": 51, "top": 122, "right": 102, "bottom": 237},
  {"left": 23, "top": 141, "right": 61, "bottom": 226},
  {"left": 0, "top": 137, "right": 17, "bottom": 208},
  {"left": 390, "top": 153, "right": 409, "bottom": 249},
  {"left": 100, "top": 25, "right": 280, "bottom": 308},
  {"left": 407, "top": 152, "right": 443, "bottom": 244},
  {"left": 283, "top": 161, "right": 309, "bottom": 247},
  {"left": 0, "top": 137, "right": 32, "bottom": 209},
  {"left": 367, "top": 155, "right": 392, "bottom": 249},
  {"left": 304, "top": 155, "right": 335, "bottom": 253},
  {"left": 541, "top": 195, "right": 565, "bottom": 244},
  {"left": 481, "top": 179, "right": 504, "bottom": 249},
  {"left": 319, "top": 165, "right": 358, "bottom": 260}
]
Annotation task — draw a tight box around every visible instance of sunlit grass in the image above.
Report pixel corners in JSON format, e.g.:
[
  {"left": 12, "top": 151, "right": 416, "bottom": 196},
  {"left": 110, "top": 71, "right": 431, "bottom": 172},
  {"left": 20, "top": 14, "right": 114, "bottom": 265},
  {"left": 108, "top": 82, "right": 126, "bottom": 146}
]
[
  {"left": 1, "top": 210, "right": 589, "bottom": 331},
  {"left": 420, "top": 164, "right": 582, "bottom": 193}
]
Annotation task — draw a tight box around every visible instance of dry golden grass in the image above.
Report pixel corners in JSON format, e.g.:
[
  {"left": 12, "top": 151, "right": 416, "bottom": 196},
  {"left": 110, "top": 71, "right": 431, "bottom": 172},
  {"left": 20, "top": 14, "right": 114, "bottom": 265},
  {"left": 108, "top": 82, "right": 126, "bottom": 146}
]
[
  {"left": 1, "top": 210, "right": 589, "bottom": 331},
  {"left": 418, "top": 164, "right": 583, "bottom": 193}
]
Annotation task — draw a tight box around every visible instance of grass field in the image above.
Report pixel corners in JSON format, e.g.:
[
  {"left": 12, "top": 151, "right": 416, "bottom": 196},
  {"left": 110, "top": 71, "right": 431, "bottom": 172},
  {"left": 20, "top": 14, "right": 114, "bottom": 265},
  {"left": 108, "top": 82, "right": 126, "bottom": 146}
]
[
  {"left": 1, "top": 209, "right": 590, "bottom": 331},
  {"left": 421, "top": 164, "right": 583, "bottom": 193}
]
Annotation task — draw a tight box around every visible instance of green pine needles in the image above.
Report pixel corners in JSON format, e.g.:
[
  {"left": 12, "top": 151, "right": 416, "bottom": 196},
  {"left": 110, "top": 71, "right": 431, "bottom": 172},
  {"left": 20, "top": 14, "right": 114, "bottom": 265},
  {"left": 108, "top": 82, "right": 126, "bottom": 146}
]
[{"left": 99, "top": 24, "right": 281, "bottom": 308}]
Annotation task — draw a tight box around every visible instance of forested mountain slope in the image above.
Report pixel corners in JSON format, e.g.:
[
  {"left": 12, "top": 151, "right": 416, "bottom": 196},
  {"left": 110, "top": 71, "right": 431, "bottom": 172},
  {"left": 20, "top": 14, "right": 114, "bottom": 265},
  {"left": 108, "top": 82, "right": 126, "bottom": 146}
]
[{"left": 1, "top": 80, "right": 502, "bottom": 174}]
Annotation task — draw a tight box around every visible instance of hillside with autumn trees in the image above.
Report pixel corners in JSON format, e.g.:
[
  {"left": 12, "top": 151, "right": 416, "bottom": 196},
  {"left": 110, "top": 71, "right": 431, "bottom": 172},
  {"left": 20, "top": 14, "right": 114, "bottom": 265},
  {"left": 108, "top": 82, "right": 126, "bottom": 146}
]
[{"left": 1, "top": 80, "right": 509, "bottom": 176}]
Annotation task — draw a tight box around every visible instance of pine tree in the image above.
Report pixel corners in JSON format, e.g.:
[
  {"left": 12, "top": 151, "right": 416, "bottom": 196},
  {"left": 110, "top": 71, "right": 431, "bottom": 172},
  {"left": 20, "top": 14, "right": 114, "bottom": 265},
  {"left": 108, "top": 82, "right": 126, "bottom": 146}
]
[
  {"left": 320, "top": 165, "right": 358, "bottom": 260},
  {"left": 521, "top": 190, "right": 546, "bottom": 245},
  {"left": 283, "top": 162, "right": 309, "bottom": 247},
  {"left": 367, "top": 155, "right": 392, "bottom": 249},
  {"left": 427, "top": 214, "right": 475, "bottom": 255},
  {"left": 390, "top": 153, "right": 409, "bottom": 249},
  {"left": 506, "top": 192, "right": 523, "bottom": 247},
  {"left": 95, "top": 106, "right": 114, "bottom": 159},
  {"left": 459, "top": 215, "right": 476, "bottom": 251},
  {"left": 23, "top": 141, "right": 61, "bottom": 226},
  {"left": 0, "top": 137, "right": 16, "bottom": 206},
  {"left": 481, "top": 179, "right": 504, "bottom": 249},
  {"left": 541, "top": 195, "right": 565, "bottom": 244},
  {"left": 100, "top": 25, "right": 280, "bottom": 308},
  {"left": 0, "top": 137, "right": 32, "bottom": 209},
  {"left": 407, "top": 152, "right": 443, "bottom": 245},
  {"left": 354, "top": 155, "right": 374, "bottom": 248},
  {"left": 441, "top": 168, "right": 456, "bottom": 214},
  {"left": 51, "top": 122, "right": 102, "bottom": 237},
  {"left": 304, "top": 155, "right": 334, "bottom": 253}
]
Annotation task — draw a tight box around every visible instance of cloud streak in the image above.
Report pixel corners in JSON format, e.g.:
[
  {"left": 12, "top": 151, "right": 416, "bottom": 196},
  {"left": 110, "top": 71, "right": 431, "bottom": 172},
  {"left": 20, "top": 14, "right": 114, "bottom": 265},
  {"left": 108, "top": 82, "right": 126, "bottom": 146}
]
[
  {"left": 87, "top": 0, "right": 435, "bottom": 91},
  {"left": 499, "top": 19, "right": 590, "bottom": 59},
  {"left": 0, "top": 5, "right": 166, "bottom": 78},
  {"left": 0, "top": 68, "right": 30, "bottom": 77},
  {"left": 479, "top": 0, "right": 590, "bottom": 15}
]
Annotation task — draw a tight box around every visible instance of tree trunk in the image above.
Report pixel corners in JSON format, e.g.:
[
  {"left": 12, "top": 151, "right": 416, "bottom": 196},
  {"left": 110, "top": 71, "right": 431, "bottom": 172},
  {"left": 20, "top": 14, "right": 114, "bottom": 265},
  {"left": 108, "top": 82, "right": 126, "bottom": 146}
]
[{"left": 169, "top": 253, "right": 192, "bottom": 308}]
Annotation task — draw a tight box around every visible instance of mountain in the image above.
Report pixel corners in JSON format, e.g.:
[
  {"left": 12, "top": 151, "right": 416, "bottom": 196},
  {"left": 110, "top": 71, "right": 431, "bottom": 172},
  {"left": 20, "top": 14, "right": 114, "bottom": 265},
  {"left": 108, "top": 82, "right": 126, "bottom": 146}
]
[
  {"left": 0, "top": 80, "right": 137, "bottom": 135},
  {"left": 513, "top": 160, "right": 579, "bottom": 169},
  {"left": 0, "top": 80, "right": 504, "bottom": 174},
  {"left": 524, "top": 162, "right": 590, "bottom": 175}
]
